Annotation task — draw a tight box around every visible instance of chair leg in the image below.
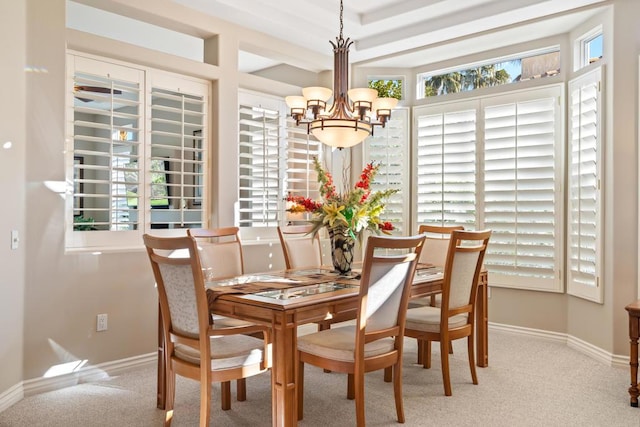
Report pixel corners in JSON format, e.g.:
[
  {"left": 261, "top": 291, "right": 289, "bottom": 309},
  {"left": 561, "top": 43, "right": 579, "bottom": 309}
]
[
  {"left": 449, "top": 341, "right": 454, "bottom": 354},
  {"left": 297, "top": 361, "right": 305, "bottom": 421},
  {"left": 236, "top": 378, "right": 246, "bottom": 401},
  {"left": 354, "top": 371, "right": 366, "bottom": 427},
  {"left": 393, "top": 363, "right": 405, "bottom": 424},
  {"left": 221, "top": 381, "right": 231, "bottom": 410},
  {"left": 441, "top": 340, "right": 452, "bottom": 396},
  {"left": 384, "top": 366, "right": 392, "bottom": 383},
  {"left": 347, "top": 373, "right": 355, "bottom": 400},
  {"left": 417, "top": 339, "right": 423, "bottom": 364},
  {"left": 468, "top": 334, "right": 478, "bottom": 385},
  {"left": 200, "top": 377, "right": 211, "bottom": 427},
  {"left": 164, "top": 367, "right": 176, "bottom": 427},
  {"left": 422, "top": 340, "right": 432, "bottom": 369}
]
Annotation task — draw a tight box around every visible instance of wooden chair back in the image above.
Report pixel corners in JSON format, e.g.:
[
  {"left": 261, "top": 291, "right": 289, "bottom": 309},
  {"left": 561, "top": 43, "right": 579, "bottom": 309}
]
[
  {"left": 356, "top": 235, "right": 426, "bottom": 358},
  {"left": 188, "top": 227, "right": 244, "bottom": 280},
  {"left": 417, "top": 224, "right": 465, "bottom": 267},
  {"left": 441, "top": 229, "right": 492, "bottom": 328},
  {"left": 277, "top": 224, "right": 323, "bottom": 269}
]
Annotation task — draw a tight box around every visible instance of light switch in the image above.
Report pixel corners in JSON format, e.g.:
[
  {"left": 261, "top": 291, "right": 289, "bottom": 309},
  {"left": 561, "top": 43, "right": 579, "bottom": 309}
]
[{"left": 11, "top": 230, "right": 19, "bottom": 250}]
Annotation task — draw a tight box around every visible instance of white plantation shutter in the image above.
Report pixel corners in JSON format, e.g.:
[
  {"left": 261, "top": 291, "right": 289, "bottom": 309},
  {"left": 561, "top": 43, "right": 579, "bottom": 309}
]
[
  {"left": 412, "top": 86, "right": 563, "bottom": 292},
  {"left": 363, "top": 108, "right": 409, "bottom": 234},
  {"left": 66, "top": 54, "right": 210, "bottom": 250},
  {"left": 567, "top": 68, "right": 602, "bottom": 302},
  {"left": 148, "top": 73, "right": 208, "bottom": 231},
  {"left": 414, "top": 103, "right": 477, "bottom": 228},
  {"left": 238, "top": 100, "right": 282, "bottom": 228},
  {"left": 483, "top": 88, "right": 562, "bottom": 291},
  {"left": 67, "top": 55, "right": 144, "bottom": 249},
  {"left": 285, "top": 117, "right": 322, "bottom": 211}
]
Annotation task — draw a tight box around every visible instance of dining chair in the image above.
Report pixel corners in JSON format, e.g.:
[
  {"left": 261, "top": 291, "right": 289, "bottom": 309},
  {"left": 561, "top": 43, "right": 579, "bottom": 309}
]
[
  {"left": 187, "top": 227, "right": 262, "bottom": 402},
  {"left": 143, "top": 234, "right": 270, "bottom": 427},
  {"left": 403, "top": 229, "right": 491, "bottom": 396},
  {"left": 187, "top": 227, "right": 245, "bottom": 281},
  {"left": 277, "top": 224, "right": 323, "bottom": 269},
  {"left": 297, "top": 234, "right": 426, "bottom": 426},
  {"left": 411, "top": 224, "right": 465, "bottom": 362},
  {"left": 411, "top": 224, "right": 465, "bottom": 307}
]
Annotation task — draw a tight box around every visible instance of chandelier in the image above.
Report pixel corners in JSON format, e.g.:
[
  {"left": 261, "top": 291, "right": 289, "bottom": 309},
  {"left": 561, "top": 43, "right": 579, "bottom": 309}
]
[{"left": 285, "top": 0, "right": 398, "bottom": 149}]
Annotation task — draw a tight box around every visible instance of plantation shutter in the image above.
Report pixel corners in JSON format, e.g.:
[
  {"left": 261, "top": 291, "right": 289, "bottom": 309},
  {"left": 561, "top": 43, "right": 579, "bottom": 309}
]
[
  {"left": 363, "top": 108, "right": 409, "bottom": 234},
  {"left": 483, "top": 88, "right": 562, "bottom": 292},
  {"left": 285, "top": 117, "right": 322, "bottom": 218},
  {"left": 66, "top": 54, "right": 211, "bottom": 250},
  {"left": 238, "top": 103, "right": 282, "bottom": 227},
  {"left": 148, "top": 74, "right": 207, "bottom": 230},
  {"left": 567, "top": 68, "right": 602, "bottom": 302},
  {"left": 414, "top": 104, "right": 477, "bottom": 228},
  {"left": 67, "top": 56, "right": 144, "bottom": 249}
]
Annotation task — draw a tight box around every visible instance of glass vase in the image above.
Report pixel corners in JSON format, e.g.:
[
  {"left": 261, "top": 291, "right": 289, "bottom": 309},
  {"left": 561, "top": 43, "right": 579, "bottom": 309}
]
[{"left": 327, "top": 224, "right": 355, "bottom": 275}]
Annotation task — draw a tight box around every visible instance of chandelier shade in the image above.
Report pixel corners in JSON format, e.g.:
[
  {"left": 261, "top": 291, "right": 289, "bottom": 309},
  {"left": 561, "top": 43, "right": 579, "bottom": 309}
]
[{"left": 285, "top": 0, "right": 397, "bottom": 149}]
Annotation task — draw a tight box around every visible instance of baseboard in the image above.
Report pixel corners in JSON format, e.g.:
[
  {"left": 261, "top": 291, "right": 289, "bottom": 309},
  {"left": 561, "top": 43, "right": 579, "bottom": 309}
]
[
  {"left": 0, "top": 382, "right": 23, "bottom": 413},
  {"left": 489, "top": 322, "right": 629, "bottom": 368},
  {"left": 20, "top": 352, "right": 156, "bottom": 399}
]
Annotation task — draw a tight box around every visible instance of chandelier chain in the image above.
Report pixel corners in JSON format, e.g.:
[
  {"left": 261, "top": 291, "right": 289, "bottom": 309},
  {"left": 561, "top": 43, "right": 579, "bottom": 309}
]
[{"left": 339, "top": 0, "right": 343, "bottom": 40}]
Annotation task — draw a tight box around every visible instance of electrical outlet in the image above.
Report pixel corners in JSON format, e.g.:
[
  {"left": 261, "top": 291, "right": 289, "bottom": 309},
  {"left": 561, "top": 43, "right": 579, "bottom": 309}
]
[{"left": 97, "top": 314, "right": 108, "bottom": 332}]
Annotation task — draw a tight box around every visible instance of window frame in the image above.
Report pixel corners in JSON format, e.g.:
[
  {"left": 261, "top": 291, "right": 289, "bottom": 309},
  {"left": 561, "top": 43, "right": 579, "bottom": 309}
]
[
  {"left": 362, "top": 107, "right": 410, "bottom": 235},
  {"left": 566, "top": 66, "right": 604, "bottom": 303},
  {"left": 412, "top": 84, "right": 564, "bottom": 292},
  {"left": 65, "top": 52, "right": 210, "bottom": 251},
  {"left": 237, "top": 89, "right": 324, "bottom": 241},
  {"left": 574, "top": 26, "right": 603, "bottom": 71}
]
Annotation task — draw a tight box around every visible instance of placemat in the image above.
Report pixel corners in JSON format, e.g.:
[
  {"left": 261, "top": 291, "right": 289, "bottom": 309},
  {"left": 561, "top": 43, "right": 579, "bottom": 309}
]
[{"left": 206, "top": 278, "right": 336, "bottom": 304}]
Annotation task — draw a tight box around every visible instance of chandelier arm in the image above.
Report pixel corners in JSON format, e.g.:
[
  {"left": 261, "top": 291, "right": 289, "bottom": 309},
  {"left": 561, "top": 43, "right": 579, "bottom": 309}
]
[{"left": 285, "top": 0, "right": 394, "bottom": 149}]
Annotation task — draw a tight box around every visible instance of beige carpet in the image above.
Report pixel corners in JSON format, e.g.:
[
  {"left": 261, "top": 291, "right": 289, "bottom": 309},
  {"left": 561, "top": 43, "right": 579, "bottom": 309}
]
[{"left": 0, "top": 329, "right": 638, "bottom": 426}]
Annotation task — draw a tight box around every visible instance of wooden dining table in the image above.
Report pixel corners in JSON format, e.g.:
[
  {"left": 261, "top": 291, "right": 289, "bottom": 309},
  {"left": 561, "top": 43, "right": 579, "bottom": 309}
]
[{"left": 155, "top": 266, "right": 489, "bottom": 426}]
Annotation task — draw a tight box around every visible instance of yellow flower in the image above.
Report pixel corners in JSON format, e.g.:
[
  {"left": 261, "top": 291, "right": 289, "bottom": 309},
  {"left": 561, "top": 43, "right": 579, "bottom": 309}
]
[
  {"left": 322, "top": 202, "right": 348, "bottom": 227},
  {"left": 352, "top": 205, "right": 370, "bottom": 232}
]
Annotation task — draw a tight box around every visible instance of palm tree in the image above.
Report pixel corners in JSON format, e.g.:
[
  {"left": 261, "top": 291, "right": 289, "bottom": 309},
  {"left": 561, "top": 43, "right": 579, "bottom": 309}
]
[{"left": 425, "top": 72, "right": 462, "bottom": 96}]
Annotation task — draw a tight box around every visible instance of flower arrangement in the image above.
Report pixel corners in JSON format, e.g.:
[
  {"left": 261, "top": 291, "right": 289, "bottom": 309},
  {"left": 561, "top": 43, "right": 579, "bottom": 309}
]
[{"left": 286, "top": 157, "right": 397, "bottom": 243}]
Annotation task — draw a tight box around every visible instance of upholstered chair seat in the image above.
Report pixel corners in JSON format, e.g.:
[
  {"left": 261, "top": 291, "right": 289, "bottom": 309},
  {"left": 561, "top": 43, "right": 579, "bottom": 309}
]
[
  {"left": 174, "top": 335, "right": 266, "bottom": 370},
  {"left": 297, "top": 325, "right": 396, "bottom": 362}
]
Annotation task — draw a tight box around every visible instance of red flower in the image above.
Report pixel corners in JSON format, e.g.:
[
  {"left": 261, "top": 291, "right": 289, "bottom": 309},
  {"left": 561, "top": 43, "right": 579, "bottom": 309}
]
[
  {"left": 286, "top": 194, "right": 322, "bottom": 212},
  {"left": 379, "top": 221, "right": 394, "bottom": 231}
]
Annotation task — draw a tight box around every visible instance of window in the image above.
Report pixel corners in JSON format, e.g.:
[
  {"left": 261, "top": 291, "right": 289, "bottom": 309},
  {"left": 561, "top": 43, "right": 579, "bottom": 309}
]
[
  {"left": 238, "top": 90, "right": 322, "bottom": 230},
  {"left": 575, "top": 27, "right": 603, "bottom": 70},
  {"left": 66, "top": 54, "right": 209, "bottom": 250},
  {"left": 363, "top": 108, "right": 409, "bottom": 234},
  {"left": 567, "top": 67, "right": 603, "bottom": 303},
  {"left": 368, "top": 77, "right": 403, "bottom": 100},
  {"left": 413, "top": 85, "right": 563, "bottom": 292},
  {"left": 285, "top": 117, "right": 322, "bottom": 220},
  {"left": 483, "top": 89, "right": 563, "bottom": 292},
  {"left": 414, "top": 103, "right": 478, "bottom": 228},
  {"left": 238, "top": 102, "right": 281, "bottom": 228},
  {"left": 417, "top": 48, "right": 560, "bottom": 99}
]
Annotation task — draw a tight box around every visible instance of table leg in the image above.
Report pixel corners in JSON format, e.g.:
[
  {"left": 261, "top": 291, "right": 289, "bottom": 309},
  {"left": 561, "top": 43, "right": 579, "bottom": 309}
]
[
  {"left": 476, "top": 274, "right": 489, "bottom": 367},
  {"left": 629, "top": 314, "right": 639, "bottom": 407},
  {"left": 271, "top": 311, "right": 298, "bottom": 426},
  {"left": 157, "top": 304, "right": 166, "bottom": 409}
]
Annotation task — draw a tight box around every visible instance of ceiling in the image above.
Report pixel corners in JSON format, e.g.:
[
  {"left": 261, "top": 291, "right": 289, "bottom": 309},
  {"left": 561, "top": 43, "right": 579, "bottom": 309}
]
[{"left": 172, "top": 0, "right": 607, "bottom": 73}]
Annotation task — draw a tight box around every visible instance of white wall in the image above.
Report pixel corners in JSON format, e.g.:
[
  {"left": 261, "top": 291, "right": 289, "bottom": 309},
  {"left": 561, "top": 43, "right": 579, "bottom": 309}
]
[{"left": 0, "top": 0, "right": 26, "bottom": 395}]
